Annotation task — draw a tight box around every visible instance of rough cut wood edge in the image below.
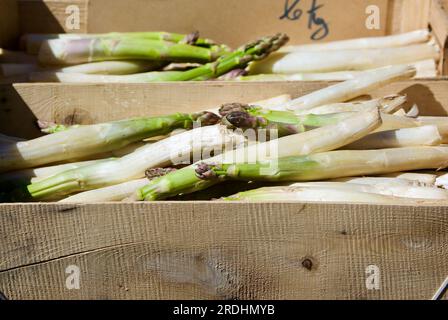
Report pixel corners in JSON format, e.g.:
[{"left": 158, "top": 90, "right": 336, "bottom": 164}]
[{"left": 0, "top": 202, "right": 447, "bottom": 300}]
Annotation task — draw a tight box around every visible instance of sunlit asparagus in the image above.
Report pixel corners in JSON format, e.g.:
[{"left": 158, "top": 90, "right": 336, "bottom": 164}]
[
  {"left": 288, "top": 182, "right": 448, "bottom": 200},
  {"left": 27, "top": 125, "right": 246, "bottom": 199},
  {"left": 280, "top": 30, "right": 430, "bottom": 52},
  {"left": 136, "top": 107, "right": 382, "bottom": 200},
  {"left": 60, "top": 178, "right": 151, "bottom": 203},
  {"left": 250, "top": 44, "right": 438, "bottom": 74},
  {"left": 272, "top": 65, "right": 416, "bottom": 113},
  {"left": 220, "top": 103, "right": 420, "bottom": 136},
  {"left": 22, "top": 32, "right": 217, "bottom": 54},
  {"left": 32, "top": 34, "right": 288, "bottom": 83},
  {"left": 192, "top": 147, "right": 448, "bottom": 185},
  {"left": 436, "top": 173, "right": 448, "bottom": 189},
  {"left": 343, "top": 126, "right": 441, "bottom": 150},
  {"left": 332, "top": 176, "right": 434, "bottom": 187},
  {"left": 240, "top": 71, "right": 361, "bottom": 81},
  {"left": 222, "top": 186, "right": 416, "bottom": 204},
  {"left": 52, "top": 60, "right": 165, "bottom": 75},
  {"left": 380, "top": 172, "right": 438, "bottom": 185},
  {"left": 0, "top": 158, "right": 111, "bottom": 191},
  {"left": 294, "top": 95, "right": 406, "bottom": 115},
  {"left": 38, "top": 38, "right": 227, "bottom": 65},
  {"left": 0, "top": 112, "right": 219, "bottom": 173}
]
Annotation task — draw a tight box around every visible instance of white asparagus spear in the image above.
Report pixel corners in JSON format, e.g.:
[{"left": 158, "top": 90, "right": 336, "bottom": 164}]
[
  {"left": 223, "top": 186, "right": 423, "bottom": 204},
  {"left": 394, "top": 109, "right": 406, "bottom": 116},
  {"left": 436, "top": 173, "right": 448, "bottom": 189},
  {"left": 280, "top": 30, "right": 430, "bottom": 52},
  {"left": 275, "top": 65, "right": 416, "bottom": 113},
  {"left": 331, "top": 177, "right": 432, "bottom": 187},
  {"left": 60, "top": 179, "right": 150, "bottom": 203},
  {"left": 27, "top": 125, "right": 246, "bottom": 198},
  {"left": 289, "top": 182, "right": 448, "bottom": 200},
  {"left": 51, "top": 60, "right": 163, "bottom": 75},
  {"left": 296, "top": 95, "right": 406, "bottom": 115},
  {"left": 250, "top": 44, "right": 438, "bottom": 74},
  {"left": 379, "top": 173, "right": 438, "bottom": 185},
  {"left": 343, "top": 126, "right": 441, "bottom": 150}
]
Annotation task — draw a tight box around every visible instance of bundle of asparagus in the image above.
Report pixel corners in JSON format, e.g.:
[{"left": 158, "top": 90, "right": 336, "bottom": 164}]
[
  {"left": 1, "top": 32, "right": 289, "bottom": 83},
  {"left": 244, "top": 29, "right": 440, "bottom": 81},
  {"left": 2, "top": 64, "right": 448, "bottom": 204}
]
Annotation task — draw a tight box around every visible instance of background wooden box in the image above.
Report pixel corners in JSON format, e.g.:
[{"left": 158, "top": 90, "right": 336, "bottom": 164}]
[{"left": 1, "top": 0, "right": 448, "bottom": 74}]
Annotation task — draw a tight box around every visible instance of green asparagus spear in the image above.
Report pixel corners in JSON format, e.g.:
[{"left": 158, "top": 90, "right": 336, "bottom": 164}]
[
  {"left": 192, "top": 147, "right": 448, "bottom": 183},
  {"left": 39, "top": 38, "right": 228, "bottom": 65},
  {"left": 137, "top": 107, "right": 382, "bottom": 200},
  {"left": 1, "top": 112, "right": 220, "bottom": 173}
]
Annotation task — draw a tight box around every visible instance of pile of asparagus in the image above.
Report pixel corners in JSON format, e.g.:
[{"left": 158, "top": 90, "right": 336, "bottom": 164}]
[
  {"left": 0, "top": 32, "right": 288, "bottom": 83},
  {"left": 1, "top": 29, "right": 439, "bottom": 83},
  {"left": 2, "top": 64, "right": 448, "bottom": 204},
  {"left": 243, "top": 29, "right": 440, "bottom": 81}
]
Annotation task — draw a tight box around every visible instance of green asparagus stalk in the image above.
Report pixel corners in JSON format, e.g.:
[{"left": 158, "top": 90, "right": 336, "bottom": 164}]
[
  {"left": 192, "top": 147, "right": 448, "bottom": 184},
  {"left": 27, "top": 125, "right": 245, "bottom": 199},
  {"left": 136, "top": 107, "right": 382, "bottom": 200},
  {"left": 23, "top": 32, "right": 218, "bottom": 54},
  {"left": 38, "top": 38, "right": 227, "bottom": 66},
  {"left": 1, "top": 112, "right": 219, "bottom": 173}
]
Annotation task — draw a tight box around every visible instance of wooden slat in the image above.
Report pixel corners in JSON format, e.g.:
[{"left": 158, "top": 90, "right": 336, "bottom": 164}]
[
  {"left": 430, "top": 0, "right": 448, "bottom": 75},
  {"left": 1, "top": 80, "right": 447, "bottom": 139},
  {"left": 389, "top": 0, "right": 431, "bottom": 34},
  {"left": 17, "top": 0, "right": 88, "bottom": 34},
  {"left": 0, "top": 202, "right": 447, "bottom": 300}
]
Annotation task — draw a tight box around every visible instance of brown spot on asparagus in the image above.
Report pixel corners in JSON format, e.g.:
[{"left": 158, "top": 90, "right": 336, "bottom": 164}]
[{"left": 145, "top": 167, "right": 177, "bottom": 181}]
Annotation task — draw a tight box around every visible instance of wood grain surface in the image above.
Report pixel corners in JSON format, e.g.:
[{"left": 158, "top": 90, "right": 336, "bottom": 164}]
[{"left": 0, "top": 202, "right": 447, "bottom": 300}]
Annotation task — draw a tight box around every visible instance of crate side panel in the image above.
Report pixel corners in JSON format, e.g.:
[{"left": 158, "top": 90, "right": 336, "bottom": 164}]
[{"left": 0, "top": 202, "right": 447, "bottom": 300}]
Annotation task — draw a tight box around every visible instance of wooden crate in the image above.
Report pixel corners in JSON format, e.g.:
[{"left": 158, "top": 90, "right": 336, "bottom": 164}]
[
  {"left": 0, "top": 80, "right": 448, "bottom": 300},
  {"left": 1, "top": 0, "right": 448, "bottom": 74}
]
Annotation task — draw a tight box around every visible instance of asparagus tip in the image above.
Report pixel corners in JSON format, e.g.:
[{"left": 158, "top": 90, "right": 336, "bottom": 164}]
[
  {"left": 219, "top": 103, "right": 251, "bottom": 116},
  {"left": 195, "top": 163, "right": 219, "bottom": 180},
  {"left": 221, "top": 110, "right": 266, "bottom": 130},
  {"left": 182, "top": 31, "right": 200, "bottom": 45}
]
